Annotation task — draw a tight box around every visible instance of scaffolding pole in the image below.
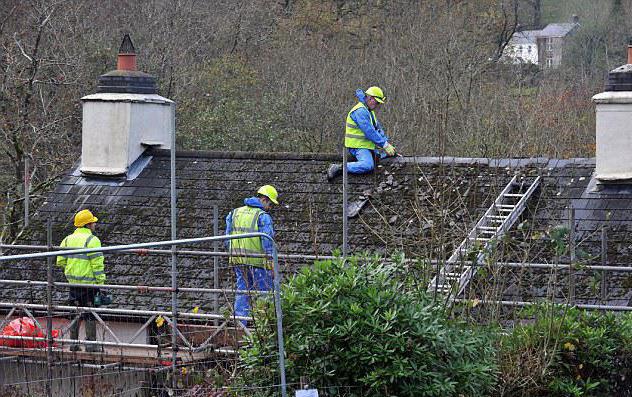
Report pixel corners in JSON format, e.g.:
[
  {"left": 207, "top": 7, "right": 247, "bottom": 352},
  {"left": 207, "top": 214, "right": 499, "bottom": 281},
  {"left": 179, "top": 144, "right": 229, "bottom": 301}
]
[
  {"left": 0, "top": 302, "right": 251, "bottom": 322},
  {"left": 0, "top": 243, "right": 336, "bottom": 262},
  {"left": 0, "top": 279, "right": 268, "bottom": 295},
  {"left": 453, "top": 298, "right": 632, "bottom": 312},
  {"left": 342, "top": 147, "right": 348, "bottom": 260},
  {"left": 170, "top": 107, "right": 178, "bottom": 394},
  {"left": 213, "top": 205, "right": 219, "bottom": 324},
  {"left": 45, "top": 219, "right": 52, "bottom": 397}
]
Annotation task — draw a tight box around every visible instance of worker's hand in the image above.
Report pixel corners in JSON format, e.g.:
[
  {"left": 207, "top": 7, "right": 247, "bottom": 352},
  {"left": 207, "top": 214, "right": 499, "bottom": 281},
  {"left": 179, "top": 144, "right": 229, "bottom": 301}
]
[{"left": 383, "top": 142, "right": 396, "bottom": 157}]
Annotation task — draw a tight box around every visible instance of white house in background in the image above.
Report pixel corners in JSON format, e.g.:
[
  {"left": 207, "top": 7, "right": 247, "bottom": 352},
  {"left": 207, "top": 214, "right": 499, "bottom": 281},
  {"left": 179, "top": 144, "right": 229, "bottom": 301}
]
[
  {"left": 502, "top": 17, "right": 580, "bottom": 68},
  {"left": 503, "top": 30, "right": 540, "bottom": 65}
]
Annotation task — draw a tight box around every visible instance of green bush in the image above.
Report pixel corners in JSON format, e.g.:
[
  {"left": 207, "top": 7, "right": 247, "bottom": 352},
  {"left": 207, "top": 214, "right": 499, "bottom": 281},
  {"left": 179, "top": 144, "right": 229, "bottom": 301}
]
[
  {"left": 498, "top": 304, "right": 632, "bottom": 396},
  {"left": 235, "top": 255, "right": 498, "bottom": 396}
]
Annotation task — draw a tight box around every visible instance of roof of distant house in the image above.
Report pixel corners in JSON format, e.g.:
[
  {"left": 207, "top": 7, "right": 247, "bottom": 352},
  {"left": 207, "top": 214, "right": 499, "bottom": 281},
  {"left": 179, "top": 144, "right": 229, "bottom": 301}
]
[
  {"left": 510, "top": 30, "right": 540, "bottom": 45},
  {"left": 539, "top": 22, "right": 579, "bottom": 38}
]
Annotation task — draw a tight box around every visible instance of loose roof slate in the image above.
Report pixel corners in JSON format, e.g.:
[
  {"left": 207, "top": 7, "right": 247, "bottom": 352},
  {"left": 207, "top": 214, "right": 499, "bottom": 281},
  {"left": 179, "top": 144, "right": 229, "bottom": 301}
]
[{"left": 1, "top": 150, "right": 631, "bottom": 314}]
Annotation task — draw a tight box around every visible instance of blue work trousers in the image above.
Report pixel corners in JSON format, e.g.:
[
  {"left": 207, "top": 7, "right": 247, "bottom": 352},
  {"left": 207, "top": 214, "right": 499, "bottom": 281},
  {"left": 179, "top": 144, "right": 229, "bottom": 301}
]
[
  {"left": 347, "top": 148, "right": 375, "bottom": 174},
  {"left": 234, "top": 265, "right": 273, "bottom": 323},
  {"left": 347, "top": 148, "right": 388, "bottom": 174}
]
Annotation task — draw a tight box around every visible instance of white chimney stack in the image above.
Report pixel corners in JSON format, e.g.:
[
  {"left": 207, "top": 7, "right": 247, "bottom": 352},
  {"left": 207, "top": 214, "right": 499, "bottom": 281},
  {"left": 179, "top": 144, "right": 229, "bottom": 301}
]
[
  {"left": 80, "top": 35, "right": 174, "bottom": 176},
  {"left": 592, "top": 40, "right": 632, "bottom": 181}
]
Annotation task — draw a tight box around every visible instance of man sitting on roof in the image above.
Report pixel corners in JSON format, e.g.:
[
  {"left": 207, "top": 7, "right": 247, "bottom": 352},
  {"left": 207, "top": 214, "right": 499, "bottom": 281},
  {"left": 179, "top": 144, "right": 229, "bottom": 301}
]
[
  {"left": 56, "top": 209, "right": 105, "bottom": 352},
  {"left": 225, "top": 185, "right": 279, "bottom": 324},
  {"left": 327, "top": 86, "right": 397, "bottom": 181}
]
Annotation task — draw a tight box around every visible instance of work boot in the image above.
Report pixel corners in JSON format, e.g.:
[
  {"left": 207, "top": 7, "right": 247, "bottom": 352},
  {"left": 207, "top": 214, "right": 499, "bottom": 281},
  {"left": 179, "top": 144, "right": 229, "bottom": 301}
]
[
  {"left": 84, "top": 319, "right": 102, "bottom": 353},
  {"left": 327, "top": 164, "right": 343, "bottom": 181},
  {"left": 69, "top": 321, "right": 81, "bottom": 352}
]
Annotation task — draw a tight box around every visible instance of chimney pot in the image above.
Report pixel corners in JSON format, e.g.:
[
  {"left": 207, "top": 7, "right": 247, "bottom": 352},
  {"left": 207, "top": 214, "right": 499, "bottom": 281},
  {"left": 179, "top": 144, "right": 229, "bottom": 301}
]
[{"left": 117, "top": 34, "right": 137, "bottom": 71}]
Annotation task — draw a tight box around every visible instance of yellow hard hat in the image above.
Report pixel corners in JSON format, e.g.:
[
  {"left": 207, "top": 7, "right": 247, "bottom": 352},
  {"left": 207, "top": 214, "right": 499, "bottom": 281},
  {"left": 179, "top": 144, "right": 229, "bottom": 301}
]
[
  {"left": 257, "top": 185, "right": 279, "bottom": 205},
  {"left": 365, "top": 86, "right": 386, "bottom": 103},
  {"left": 74, "top": 209, "right": 98, "bottom": 227}
]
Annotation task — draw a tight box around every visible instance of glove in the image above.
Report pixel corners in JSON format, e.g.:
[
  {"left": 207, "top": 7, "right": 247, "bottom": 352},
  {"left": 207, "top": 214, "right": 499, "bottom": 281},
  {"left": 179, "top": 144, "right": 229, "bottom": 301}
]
[{"left": 383, "top": 142, "right": 396, "bottom": 157}]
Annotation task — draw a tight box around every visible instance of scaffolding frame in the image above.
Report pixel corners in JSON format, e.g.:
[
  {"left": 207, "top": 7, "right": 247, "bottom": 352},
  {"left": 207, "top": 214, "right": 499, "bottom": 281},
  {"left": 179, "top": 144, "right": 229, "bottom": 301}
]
[{"left": 0, "top": 232, "right": 288, "bottom": 397}]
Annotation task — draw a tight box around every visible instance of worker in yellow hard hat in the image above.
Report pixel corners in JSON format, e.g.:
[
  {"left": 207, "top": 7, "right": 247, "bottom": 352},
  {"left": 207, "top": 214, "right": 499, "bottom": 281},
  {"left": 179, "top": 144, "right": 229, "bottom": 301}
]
[
  {"left": 225, "top": 185, "right": 279, "bottom": 323},
  {"left": 327, "top": 86, "right": 397, "bottom": 181},
  {"left": 56, "top": 209, "right": 106, "bottom": 352}
]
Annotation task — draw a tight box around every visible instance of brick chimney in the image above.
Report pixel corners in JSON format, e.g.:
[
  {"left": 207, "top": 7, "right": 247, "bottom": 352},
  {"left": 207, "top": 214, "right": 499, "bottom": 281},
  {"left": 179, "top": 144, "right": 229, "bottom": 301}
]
[
  {"left": 80, "top": 34, "right": 174, "bottom": 176},
  {"left": 591, "top": 40, "right": 632, "bottom": 181}
]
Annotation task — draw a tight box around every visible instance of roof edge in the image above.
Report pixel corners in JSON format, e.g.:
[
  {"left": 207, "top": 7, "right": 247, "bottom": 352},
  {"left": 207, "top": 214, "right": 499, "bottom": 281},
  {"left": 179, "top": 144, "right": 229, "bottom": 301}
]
[{"left": 150, "top": 149, "right": 340, "bottom": 161}]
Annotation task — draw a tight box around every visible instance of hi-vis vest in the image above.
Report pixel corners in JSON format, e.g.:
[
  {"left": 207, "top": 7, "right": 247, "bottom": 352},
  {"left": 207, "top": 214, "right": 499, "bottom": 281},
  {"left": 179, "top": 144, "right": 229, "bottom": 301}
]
[
  {"left": 229, "top": 206, "right": 268, "bottom": 268},
  {"left": 345, "top": 102, "right": 378, "bottom": 149},
  {"left": 56, "top": 228, "right": 105, "bottom": 285}
]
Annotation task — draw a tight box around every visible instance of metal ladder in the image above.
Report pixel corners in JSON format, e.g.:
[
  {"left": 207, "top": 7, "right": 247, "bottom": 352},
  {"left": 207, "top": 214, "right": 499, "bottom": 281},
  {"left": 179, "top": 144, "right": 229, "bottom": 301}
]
[{"left": 427, "top": 174, "right": 541, "bottom": 301}]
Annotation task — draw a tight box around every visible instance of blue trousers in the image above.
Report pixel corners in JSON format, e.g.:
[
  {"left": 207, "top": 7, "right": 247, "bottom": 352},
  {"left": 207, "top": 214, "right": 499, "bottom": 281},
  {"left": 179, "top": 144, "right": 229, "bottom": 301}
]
[
  {"left": 347, "top": 148, "right": 377, "bottom": 174},
  {"left": 234, "top": 266, "right": 273, "bottom": 323}
]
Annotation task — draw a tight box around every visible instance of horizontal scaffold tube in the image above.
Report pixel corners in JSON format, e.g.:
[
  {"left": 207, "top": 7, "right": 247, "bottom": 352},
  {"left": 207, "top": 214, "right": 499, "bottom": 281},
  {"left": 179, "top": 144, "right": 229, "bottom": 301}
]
[
  {"left": 0, "top": 302, "right": 251, "bottom": 321},
  {"left": 0, "top": 334, "right": 237, "bottom": 355},
  {"left": 0, "top": 243, "right": 335, "bottom": 261},
  {"left": 453, "top": 299, "right": 632, "bottom": 311},
  {"left": 0, "top": 279, "right": 268, "bottom": 295}
]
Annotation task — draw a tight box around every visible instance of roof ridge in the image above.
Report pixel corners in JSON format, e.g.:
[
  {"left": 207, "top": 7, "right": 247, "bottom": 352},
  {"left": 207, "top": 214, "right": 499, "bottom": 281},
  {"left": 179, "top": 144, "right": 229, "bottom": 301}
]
[{"left": 150, "top": 149, "right": 594, "bottom": 168}]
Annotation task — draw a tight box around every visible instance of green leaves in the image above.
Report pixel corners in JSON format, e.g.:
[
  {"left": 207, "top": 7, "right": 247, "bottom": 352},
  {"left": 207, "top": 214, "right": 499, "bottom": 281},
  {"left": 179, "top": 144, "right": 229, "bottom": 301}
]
[
  {"left": 499, "top": 304, "right": 632, "bottom": 396},
  {"left": 237, "top": 255, "right": 498, "bottom": 396}
]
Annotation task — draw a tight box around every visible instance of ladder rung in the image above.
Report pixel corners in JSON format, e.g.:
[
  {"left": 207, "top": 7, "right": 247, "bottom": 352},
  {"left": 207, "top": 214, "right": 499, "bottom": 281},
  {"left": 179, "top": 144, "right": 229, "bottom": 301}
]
[
  {"left": 477, "top": 226, "right": 497, "bottom": 230},
  {"left": 497, "top": 204, "right": 516, "bottom": 208},
  {"left": 486, "top": 215, "right": 506, "bottom": 219},
  {"left": 478, "top": 230, "right": 496, "bottom": 234},
  {"left": 498, "top": 209, "right": 513, "bottom": 212},
  {"left": 504, "top": 193, "right": 525, "bottom": 197},
  {"left": 444, "top": 272, "right": 461, "bottom": 279},
  {"left": 470, "top": 237, "right": 491, "bottom": 241}
]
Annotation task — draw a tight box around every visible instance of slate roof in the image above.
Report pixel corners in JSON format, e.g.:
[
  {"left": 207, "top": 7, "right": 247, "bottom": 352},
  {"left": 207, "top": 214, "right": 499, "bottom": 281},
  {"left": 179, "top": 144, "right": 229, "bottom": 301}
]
[
  {"left": 1, "top": 150, "right": 631, "bottom": 316},
  {"left": 539, "top": 23, "right": 579, "bottom": 38},
  {"left": 510, "top": 30, "right": 540, "bottom": 45}
]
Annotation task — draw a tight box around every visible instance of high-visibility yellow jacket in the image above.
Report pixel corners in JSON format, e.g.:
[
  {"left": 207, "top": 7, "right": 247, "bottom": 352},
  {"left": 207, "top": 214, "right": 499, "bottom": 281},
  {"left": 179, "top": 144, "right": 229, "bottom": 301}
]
[
  {"left": 56, "top": 228, "right": 105, "bottom": 285},
  {"left": 345, "top": 101, "right": 380, "bottom": 149},
  {"left": 228, "top": 205, "right": 269, "bottom": 268}
]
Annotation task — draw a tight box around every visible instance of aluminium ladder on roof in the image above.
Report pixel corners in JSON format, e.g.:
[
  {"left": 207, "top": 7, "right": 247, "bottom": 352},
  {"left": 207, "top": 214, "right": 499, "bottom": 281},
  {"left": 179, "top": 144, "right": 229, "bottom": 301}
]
[{"left": 427, "top": 174, "right": 542, "bottom": 302}]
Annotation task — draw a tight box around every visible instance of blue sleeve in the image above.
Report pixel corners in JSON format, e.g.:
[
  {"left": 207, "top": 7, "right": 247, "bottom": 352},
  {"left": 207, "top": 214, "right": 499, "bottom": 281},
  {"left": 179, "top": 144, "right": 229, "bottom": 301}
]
[
  {"left": 258, "top": 213, "right": 275, "bottom": 256},
  {"left": 350, "top": 108, "right": 388, "bottom": 147},
  {"left": 224, "top": 211, "right": 232, "bottom": 249}
]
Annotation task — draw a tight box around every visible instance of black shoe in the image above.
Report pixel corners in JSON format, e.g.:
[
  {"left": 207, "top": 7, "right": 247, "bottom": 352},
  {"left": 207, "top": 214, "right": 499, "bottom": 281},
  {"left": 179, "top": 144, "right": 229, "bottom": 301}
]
[
  {"left": 327, "top": 164, "right": 343, "bottom": 181},
  {"left": 69, "top": 344, "right": 81, "bottom": 352}
]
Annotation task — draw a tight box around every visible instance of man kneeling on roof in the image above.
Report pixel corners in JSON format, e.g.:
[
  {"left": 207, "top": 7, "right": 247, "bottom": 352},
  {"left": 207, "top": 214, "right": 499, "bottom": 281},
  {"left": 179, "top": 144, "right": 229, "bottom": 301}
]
[
  {"left": 327, "top": 86, "right": 397, "bottom": 181},
  {"left": 56, "top": 209, "right": 105, "bottom": 352},
  {"left": 225, "top": 185, "right": 279, "bottom": 324}
]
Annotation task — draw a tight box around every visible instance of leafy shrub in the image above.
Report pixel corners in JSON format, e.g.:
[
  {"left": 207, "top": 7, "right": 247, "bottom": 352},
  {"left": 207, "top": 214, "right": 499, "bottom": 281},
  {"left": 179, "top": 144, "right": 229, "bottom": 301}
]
[
  {"left": 235, "top": 255, "right": 498, "bottom": 396},
  {"left": 498, "top": 304, "right": 632, "bottom": 396}
]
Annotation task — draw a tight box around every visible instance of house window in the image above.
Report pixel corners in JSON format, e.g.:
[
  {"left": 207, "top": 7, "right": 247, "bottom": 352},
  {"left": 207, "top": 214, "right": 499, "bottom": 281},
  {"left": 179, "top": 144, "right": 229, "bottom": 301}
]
[
  {"left": 527, "top": 46, "right": 532, "bottom": 53},
  {"left": 546, "top": 38, "right": 553, "bottom": 51},
  {"left": 546, "top": 58, "right": 553, "bottom": 68}
]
